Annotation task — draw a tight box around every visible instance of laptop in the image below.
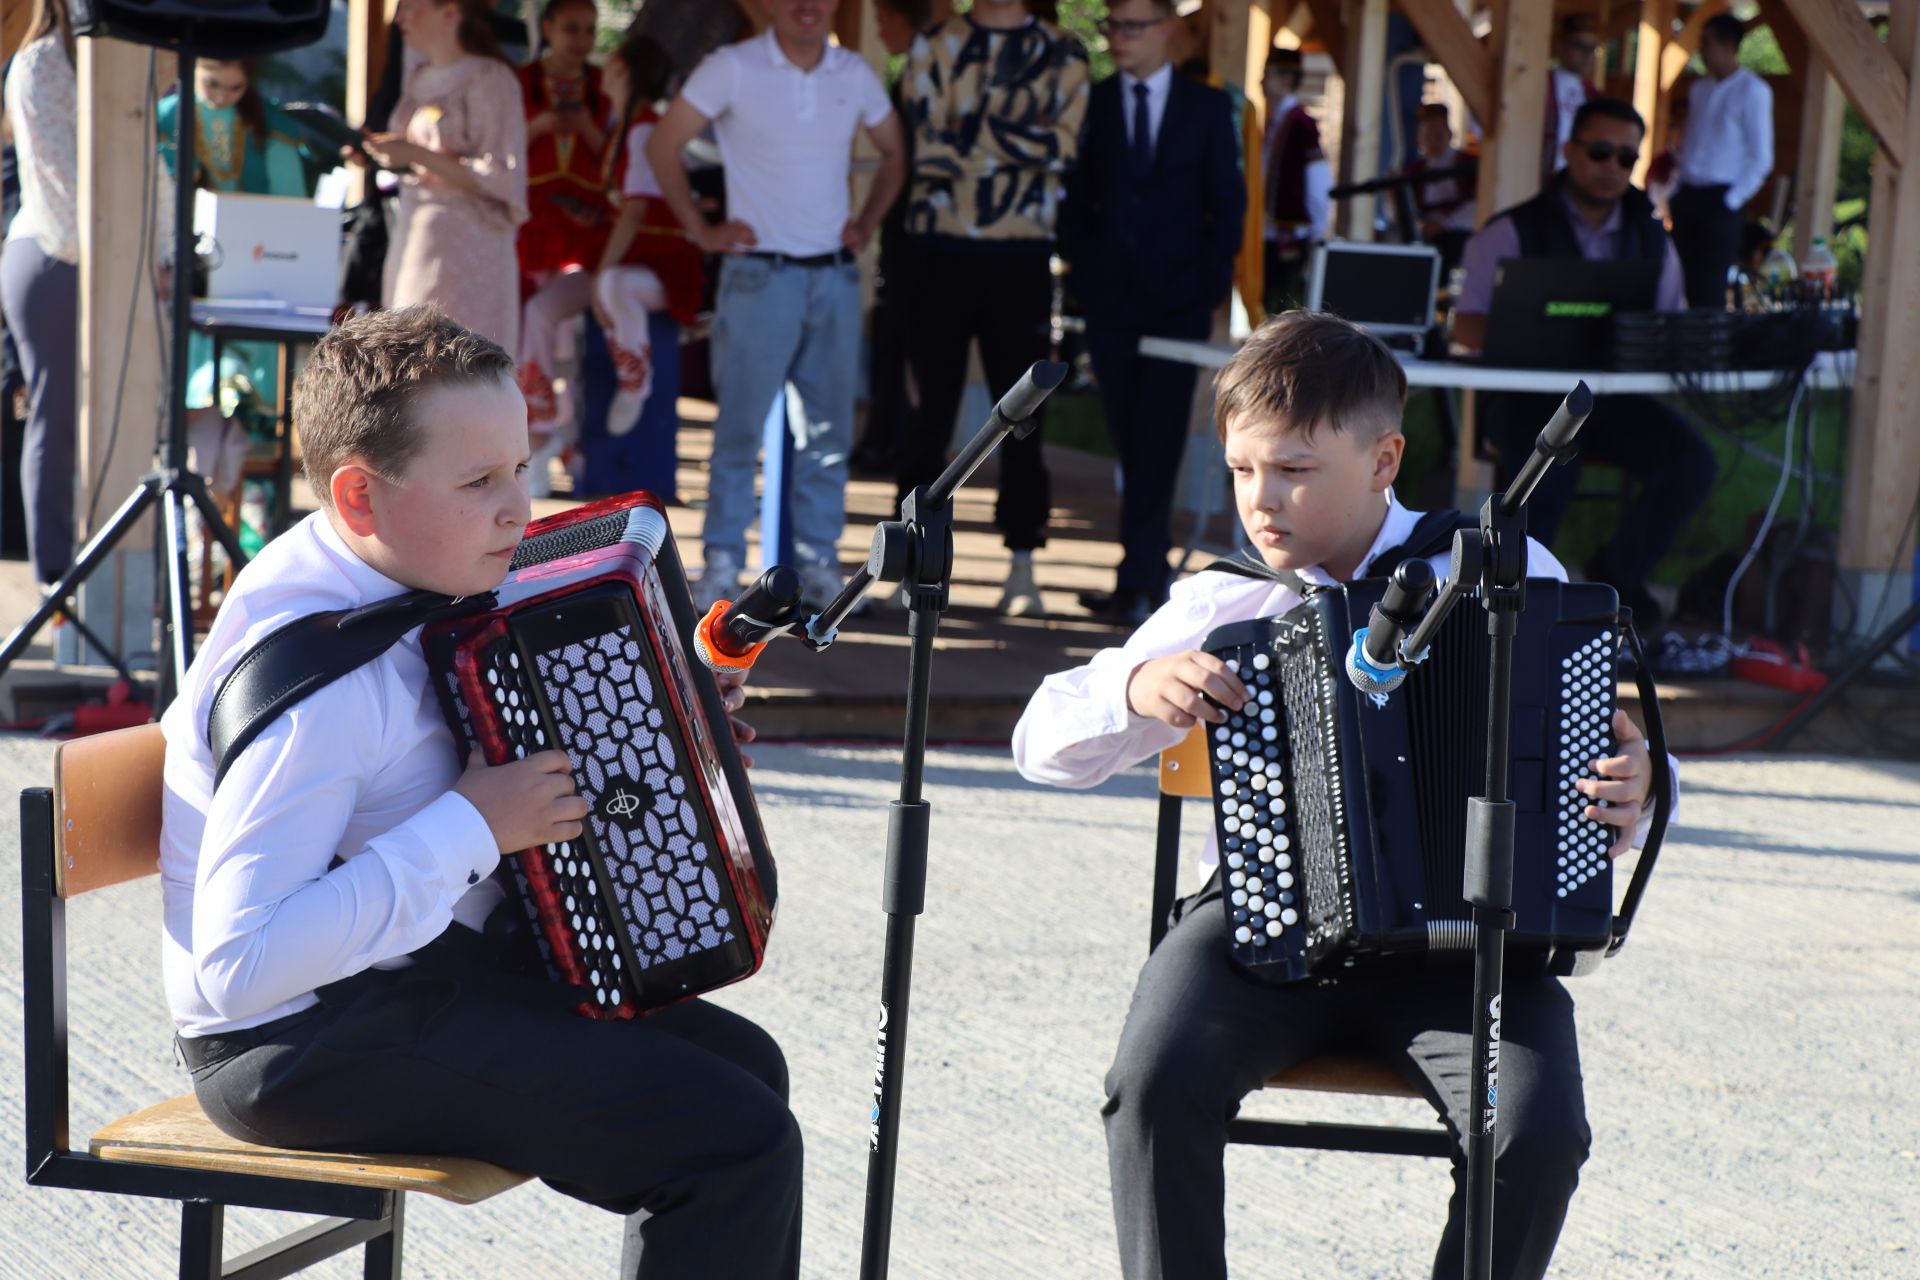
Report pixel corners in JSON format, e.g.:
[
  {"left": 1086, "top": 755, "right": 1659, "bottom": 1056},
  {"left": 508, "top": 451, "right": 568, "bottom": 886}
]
[
  {"left": 1307, "top": 241, "right": 1441, "bottom": 340},
  {"left": 193, "top": 190, "right": 341, "bottom": 311},
  {"left": 1481, "top": 256, "right": 1661, "bottom": 368}
]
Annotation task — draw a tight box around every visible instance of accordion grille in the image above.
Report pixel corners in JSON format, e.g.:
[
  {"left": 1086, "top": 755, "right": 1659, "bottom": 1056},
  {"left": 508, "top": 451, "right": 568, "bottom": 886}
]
[
  {"left": 511, "top": 509, "right": 635, "bottom": 571},
  {"left": 1277, "top": 631, "right": 1348, "bottom": 944},
  {"left": 1404, "top": 607, "right": 1490, "bottom": 920}
]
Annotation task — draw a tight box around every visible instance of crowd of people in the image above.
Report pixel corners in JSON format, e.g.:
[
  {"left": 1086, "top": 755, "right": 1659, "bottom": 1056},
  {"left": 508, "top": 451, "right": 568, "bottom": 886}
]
[{"left": 0, "top": 0, "right": 1782, "bottom": 630}]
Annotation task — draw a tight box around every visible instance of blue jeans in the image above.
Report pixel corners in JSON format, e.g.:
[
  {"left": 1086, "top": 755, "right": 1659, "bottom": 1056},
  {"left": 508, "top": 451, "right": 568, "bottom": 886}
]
[{"left": 704, "top": 255, "right": 860, "bottom": 569}]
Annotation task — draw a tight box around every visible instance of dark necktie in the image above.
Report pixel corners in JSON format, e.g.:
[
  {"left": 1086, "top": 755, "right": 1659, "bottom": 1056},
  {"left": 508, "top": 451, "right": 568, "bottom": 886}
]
[{"left": 1132, "top": 82, "right": 1152, "bottom": 174}]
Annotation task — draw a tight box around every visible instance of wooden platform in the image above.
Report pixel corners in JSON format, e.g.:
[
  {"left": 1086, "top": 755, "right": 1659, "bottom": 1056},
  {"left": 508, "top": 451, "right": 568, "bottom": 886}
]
[{"left": 2, "top": 397, "right": 1913, "bottom": 752}]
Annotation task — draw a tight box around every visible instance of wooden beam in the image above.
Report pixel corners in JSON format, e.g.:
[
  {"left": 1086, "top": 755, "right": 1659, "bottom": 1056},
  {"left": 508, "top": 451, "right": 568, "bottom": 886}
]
[
  {"left": 1475, "top": 0, "right": 1551, "bottom": 222},
  {"left": 1661, "top": 0, "right": 1728, "bottom": 92},
  {"left": 1338, "top": 0, "right": 1389, "bottom": 239},
  {"left": 1838, "top": 2, "right": 1920, "bottom": 617},
  {"left": 1631, "top": 0, "right": 1674, "bottom": 188},
  {"left": 1302, "top": 0, "right": 1347, "bottom": 73},
  {"left": 1400, "top": 0, "right": 1496, "bottom": 128},
  {"left": 1792, "top": 64, "right": 1846, "bottom": 261},
  {"left": 75, "top": 37, "right": 170, "bottom": 658},
  {"left": 346, "top": 0, "right": 393, "bottom": 206},
  {"left": 1777, "top": 0, "right": 1908, "bottom": 162}
]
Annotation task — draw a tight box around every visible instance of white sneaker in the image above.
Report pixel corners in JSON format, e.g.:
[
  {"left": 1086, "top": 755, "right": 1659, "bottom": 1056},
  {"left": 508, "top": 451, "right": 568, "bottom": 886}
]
[
  {"left": 801, "top": 560, "right": 865, "bottom": 616},
  {"left": 998, "top": 558, "right": 1042, "bottom": 618},
  {"left": 694, "top": 551, "right": 743, "bottom": 612}
]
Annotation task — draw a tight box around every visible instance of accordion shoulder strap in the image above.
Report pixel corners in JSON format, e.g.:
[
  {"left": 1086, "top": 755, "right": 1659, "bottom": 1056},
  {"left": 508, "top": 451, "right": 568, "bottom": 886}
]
[
  {"left": 207, "top": 589, "right": 493, "bottom": 789},
  {"left": 1199, "top": 508, "right": 1474, "bottom": 594}
]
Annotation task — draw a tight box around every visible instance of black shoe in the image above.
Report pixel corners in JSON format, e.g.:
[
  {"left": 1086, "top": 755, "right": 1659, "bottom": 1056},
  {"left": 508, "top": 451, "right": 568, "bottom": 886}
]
[
  {"left": 1078, "top": 589, "right": 1118, "bottom": 615},
  {"left": 1583, "top": 556, "right": 1666, "bottom": 630}
]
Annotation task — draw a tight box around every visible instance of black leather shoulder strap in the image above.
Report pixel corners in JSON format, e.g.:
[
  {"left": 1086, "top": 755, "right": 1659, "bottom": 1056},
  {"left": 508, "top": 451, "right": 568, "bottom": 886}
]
[
  {"left": 207, "top": 589, "right": 494, "bottom": 788},
  {"left": 1367, "top": 508, "right": 1475, "bottom": 580}
]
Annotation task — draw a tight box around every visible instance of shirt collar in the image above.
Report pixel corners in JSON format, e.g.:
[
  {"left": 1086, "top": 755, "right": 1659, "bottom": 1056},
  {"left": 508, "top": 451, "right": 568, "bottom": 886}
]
[
  {"left": 1295, "top": 489, "right": 1415, "bottom": 587},
  {"left": 763, "top": 27, "right": 834, "bottom": 74},
  {"left": 310, "top": 510, "right": 412, "bottom": 605},
  {"left": 1121, "top": 62, "right": 1173, "bottom": 97}
]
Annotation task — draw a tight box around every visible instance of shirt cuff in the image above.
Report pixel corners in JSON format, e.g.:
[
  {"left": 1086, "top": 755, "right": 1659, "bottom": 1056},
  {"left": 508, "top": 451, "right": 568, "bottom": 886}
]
[
  {"left": 403, "top": 790, "right": 502, "bottom": 894},
  {"left": 1090, "top": 659, "right": 1152, "bottom": 735}
]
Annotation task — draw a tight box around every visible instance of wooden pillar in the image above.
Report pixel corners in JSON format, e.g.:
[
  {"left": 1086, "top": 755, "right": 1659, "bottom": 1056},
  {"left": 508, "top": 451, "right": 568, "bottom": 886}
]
[
  {"left": 1631, "top": 0, "right": 1674, "bottom": 188},
  {"left": 1837, "top": 2, "right": 1920, "bottom": 641},
  {"left": 1792, "top": 65, "right": 1846, "bottom": 261},
  {"left": 1337, "top": 0, "right": 1388, "bottom": 239},
  {"left": 1475, "top": 0, "right": 1551, "bottom": 223},
  {"left": 75, "top": 38, "right": 172, "bottom": 660},
  {"left": 346, "top": 0, "right": 394, "bottom": 205}
]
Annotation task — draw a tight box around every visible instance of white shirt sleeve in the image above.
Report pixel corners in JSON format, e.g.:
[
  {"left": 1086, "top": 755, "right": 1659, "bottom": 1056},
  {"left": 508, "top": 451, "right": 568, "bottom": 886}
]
[
  {"left": 1724, "top": 76, "right": 1774, "bottom": 211},
  {"left": 855, "top": 59, "right": 893, "bottom": 129},
  {"left": 190, "top": 670, "right": 501, "bottom": 1023},
  {"left": 678, "top": 47, "right": 735, "bottom": 122},
  {"left": 1304, "top": 157, "right": 1333, "bottom": 242},
  {"left": 1013, "top": 579, "right": 1276, "bottom": 790},
  {"left": 622, "top": 122, "right": 660, "bottom": 198}
]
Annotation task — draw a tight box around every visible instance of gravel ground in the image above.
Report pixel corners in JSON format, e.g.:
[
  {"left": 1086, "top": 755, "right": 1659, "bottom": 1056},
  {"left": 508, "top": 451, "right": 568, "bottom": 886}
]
[{"left": 0, "top": 733, "right": 1914, "bottom": 1279}]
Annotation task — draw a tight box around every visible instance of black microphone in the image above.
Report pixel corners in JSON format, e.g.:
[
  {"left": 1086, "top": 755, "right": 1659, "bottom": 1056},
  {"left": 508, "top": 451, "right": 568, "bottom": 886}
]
[
  {"left": 988, "top": 360, "right": 1069, "bottom": 439},
  {"left": 1502, "top": 381, "right": 1593, "bottom": 516},
  {"left": 694, "top": 565, "right": 804, "bottom": 672},
  {"left": 1345, "top": 559, "right": 1436, "bottom": 698}
]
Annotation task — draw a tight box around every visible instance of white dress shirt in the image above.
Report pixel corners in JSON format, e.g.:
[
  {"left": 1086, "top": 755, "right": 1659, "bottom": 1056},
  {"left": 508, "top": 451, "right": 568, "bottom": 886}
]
[
  {"left": 678, "top": 28, "right": 893, "bottom": 257},
  {"left": 1679, "top": 67, "right": 1775, "bottom": 211},
  {"left": 1119, "top": 61, "right": 1173, "bottom": 151},
  {"left": 4, "top": 38, "right": 80, "bottom": 264},
  {"left": 160, "top": 513, "right": 504, "bottom": 1036},
  {"left": 1549, "top": 68, "right": 1588, "bottom": 172},
  {"left": 1014, "top": 492, "right": 1674, "bottom": 874}
]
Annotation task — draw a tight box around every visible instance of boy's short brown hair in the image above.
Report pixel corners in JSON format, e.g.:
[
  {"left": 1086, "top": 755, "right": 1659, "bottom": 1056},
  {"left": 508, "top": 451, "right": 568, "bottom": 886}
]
[
  {"left": 1212, "top": 311, "right": 1407, "bottom": 441},
  {"left": 293, "top": 305, "right": 515, "bottom": 505}
]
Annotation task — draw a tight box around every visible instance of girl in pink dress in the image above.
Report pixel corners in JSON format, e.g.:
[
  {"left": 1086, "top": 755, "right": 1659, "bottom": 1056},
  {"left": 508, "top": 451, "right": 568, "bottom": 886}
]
[{"left": 365, "top": 0, "right": 529, "bottom": 351}]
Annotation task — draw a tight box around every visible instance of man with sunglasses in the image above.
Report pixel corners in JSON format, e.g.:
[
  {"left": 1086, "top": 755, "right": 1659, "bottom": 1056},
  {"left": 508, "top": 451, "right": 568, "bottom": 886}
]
[{"left": 1454, "top": 97, "right": 1717, "bottom": 628}]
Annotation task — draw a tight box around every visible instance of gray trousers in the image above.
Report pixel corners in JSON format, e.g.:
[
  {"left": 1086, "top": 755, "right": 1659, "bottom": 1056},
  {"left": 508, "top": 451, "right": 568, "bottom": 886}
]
[
  {"left": 1103, "top": 878, "right": 1591, "bottom": 1280},
  {"left": 0, "top": 238, "right": 77, "bottom": 583}
]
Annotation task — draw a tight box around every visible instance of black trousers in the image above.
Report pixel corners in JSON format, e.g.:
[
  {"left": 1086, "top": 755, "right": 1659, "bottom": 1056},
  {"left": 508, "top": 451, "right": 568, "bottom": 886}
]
[
  {"left": 182, "top": 927, "right": 803, "bottom": 1279},
  {"left": 1087, "top": 313, "right": 1210, "bottom": 599},
  {"left": 1668, "top": 184, "right": 1741, "bottom": 313},
  {"left": 1482, "top": 391, "right": 1718, "bottom": 592},
  {"left": 1103, "top": 879, "right": 1590, "bottom": 1280},
  {"left": 898, "top": 246, "right": 1053, "bottom": 550}
]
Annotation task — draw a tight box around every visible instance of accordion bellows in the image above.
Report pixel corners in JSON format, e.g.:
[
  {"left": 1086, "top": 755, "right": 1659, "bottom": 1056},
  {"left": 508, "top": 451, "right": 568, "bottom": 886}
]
[
  {"left": 424, "top": 492, "right": 776, "bottom": 1018},
  {"left": 1203, "top": 579, "right": 1622, "bottom": 985}
]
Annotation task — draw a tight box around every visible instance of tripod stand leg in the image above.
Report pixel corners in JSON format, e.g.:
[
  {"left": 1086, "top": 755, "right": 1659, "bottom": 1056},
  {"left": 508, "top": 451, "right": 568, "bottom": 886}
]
[
  {"left": 183, "top": 471, "right": 249, "bottom": 569},
  {"left": 54, "top": 606, "right": 139, "bottom": 685},
  {"left": 161, "top": 485, "right": 200, "bottom": 694},
  {"left": 0, "top": 481, "right": 159, "bottom": 674}
]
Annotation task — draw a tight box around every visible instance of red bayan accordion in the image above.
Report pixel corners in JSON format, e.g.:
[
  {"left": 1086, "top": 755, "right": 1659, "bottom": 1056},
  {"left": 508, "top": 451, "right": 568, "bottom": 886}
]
[{"left": 423, "top": 492, "right": 776, "bottom": 1017}]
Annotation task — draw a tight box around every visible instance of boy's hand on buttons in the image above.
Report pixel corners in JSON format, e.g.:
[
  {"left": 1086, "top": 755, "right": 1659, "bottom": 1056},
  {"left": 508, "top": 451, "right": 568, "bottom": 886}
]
[
  {"left": 454, "top": 749, "right": 591, "bottom": 855},
  {"left": 1127, "top": 650, "right": 1251, "bottom": 729}
]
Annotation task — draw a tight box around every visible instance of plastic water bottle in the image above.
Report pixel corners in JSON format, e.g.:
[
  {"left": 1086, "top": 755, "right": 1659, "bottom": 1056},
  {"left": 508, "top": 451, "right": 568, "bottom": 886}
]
[
  {"left": 1800, "top": 236, "right": 1838, "bottom": 299},
  {"left": 1758, "top": 244, "right": 1798, "bottom": 289}
]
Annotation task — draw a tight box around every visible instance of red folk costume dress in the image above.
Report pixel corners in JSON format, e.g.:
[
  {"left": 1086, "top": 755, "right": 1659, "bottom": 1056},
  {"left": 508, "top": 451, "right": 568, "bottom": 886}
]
[{"left": 516, "top": 58, "right": 609, "bottom": 293}]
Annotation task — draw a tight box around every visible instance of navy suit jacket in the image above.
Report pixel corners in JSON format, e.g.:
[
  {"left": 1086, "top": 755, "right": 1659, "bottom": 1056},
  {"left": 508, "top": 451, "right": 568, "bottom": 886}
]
[{"left": 1059, "top": 72, "right": 1246, "bottom": 333}]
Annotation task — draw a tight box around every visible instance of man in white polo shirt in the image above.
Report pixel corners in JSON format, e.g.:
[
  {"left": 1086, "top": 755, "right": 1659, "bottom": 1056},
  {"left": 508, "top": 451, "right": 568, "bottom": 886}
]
[
  {"left": 649, "top": 0, "right": 906, "bottom": 611},
  {"left": 1670, "top": 11, "right": 1773, "bottom": 314}
]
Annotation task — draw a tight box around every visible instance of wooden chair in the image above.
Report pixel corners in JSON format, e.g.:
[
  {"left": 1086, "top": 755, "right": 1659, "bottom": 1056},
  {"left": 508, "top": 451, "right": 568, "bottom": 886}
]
[
  {"left": 21, "top": 723, "right": 530, "bottom": 1278},
  {"left": 1152, "top": 726, "right": 1453, "bottom": 1158}
]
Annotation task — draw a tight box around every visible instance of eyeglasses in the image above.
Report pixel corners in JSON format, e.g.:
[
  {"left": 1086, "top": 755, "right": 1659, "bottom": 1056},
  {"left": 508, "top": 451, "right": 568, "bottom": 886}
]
[
  {"left": 1579, "top": 140, "right": 1639, "bottom": 169},
  {"left": 1098, "top": 17, "right": 1167, "bottom": 37}
]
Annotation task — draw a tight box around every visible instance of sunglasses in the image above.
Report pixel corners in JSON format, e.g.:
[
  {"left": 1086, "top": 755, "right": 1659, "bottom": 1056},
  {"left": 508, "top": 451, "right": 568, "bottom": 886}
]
[
  {"left": 1097, "top": 17, "right": 1167, "bottom": 36},
  {"left": 1579, "top": 140, "right": 1639, "bottom": 169}
]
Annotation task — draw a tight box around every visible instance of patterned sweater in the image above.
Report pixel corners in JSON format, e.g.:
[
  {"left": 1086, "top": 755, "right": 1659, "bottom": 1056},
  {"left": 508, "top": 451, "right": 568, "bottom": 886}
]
[{"left": 900, "top": 15, "right": 1091, "bottom": 250}]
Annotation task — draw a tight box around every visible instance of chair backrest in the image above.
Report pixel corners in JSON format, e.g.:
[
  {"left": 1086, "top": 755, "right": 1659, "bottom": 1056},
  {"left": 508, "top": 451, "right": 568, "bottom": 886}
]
[
  {"left": 1148, "top": 725, "right": 1210, "bottom": 953},
  {"left": 51, "top": 723, "right": 167, "bottom": 898}
]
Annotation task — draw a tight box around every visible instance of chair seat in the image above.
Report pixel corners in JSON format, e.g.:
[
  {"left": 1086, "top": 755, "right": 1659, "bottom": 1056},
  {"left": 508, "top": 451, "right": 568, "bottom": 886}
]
[
  {"left": 90, "top": 1095, "right": 530, "bottom": 1206},
  {"left": 1269, "top": 1055, "right": 1423, "bottom": 1099}
]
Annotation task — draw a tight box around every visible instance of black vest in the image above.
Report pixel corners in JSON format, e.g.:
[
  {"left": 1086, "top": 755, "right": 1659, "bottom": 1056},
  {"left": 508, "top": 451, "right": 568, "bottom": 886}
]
[{"left": 1501, "top": 174, "right": 1668, "bottom": 263}]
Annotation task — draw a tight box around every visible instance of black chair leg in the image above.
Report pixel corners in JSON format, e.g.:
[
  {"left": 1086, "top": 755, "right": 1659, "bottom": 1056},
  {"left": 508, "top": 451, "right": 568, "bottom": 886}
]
[
  {"left": 180, "top": 1200, "right": 224, "bottom": 1280},
  {"left": 363, "top": 1193, "right": 406, "bottom": 1279}
]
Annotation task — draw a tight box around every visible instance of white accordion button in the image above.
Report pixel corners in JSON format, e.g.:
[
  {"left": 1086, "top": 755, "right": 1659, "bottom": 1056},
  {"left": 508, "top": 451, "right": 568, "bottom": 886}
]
[
  {"left": 1253, "top": 653, "right": 1271, "bottom": 670},
  {"left": 1281, "top": 908, "right": 1299, "bottom": 926},
  {"left": 1265, "top": 919, "right": 1283, "bottom": 937},
  {"left": 1231, "top": 889, "right": 1248, "bottom": 906},
  {"left": 1264, "top": 901, "right": 1280, "bottom": 919},
  {"left": 1277, "top": 871, "right": 1295, "bottom": 889},
  {"left": 1235, "top": 925, "right": 1252, "bottom": 944},
  {"left": 1229, "top": 870, "right": 1246, "bottom": 888}
]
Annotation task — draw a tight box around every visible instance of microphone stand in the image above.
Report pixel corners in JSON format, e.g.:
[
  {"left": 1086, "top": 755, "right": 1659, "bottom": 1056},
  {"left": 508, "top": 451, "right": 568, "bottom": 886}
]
[
  {"left": 792, "top": 360, "right": 1068, "bottom": 1280},
  {"left": 1391, "top": 381, "right": 1594, "bottom": 1280}
]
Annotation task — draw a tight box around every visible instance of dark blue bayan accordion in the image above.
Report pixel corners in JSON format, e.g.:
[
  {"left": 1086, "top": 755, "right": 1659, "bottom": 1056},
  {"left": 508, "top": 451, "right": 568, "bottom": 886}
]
[
  {"left": 1201, "top": 579, "right": 1665, "bottom": 985},
  {"left": 423, "top": 492, "right": 776, "bottom": 1018}
]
